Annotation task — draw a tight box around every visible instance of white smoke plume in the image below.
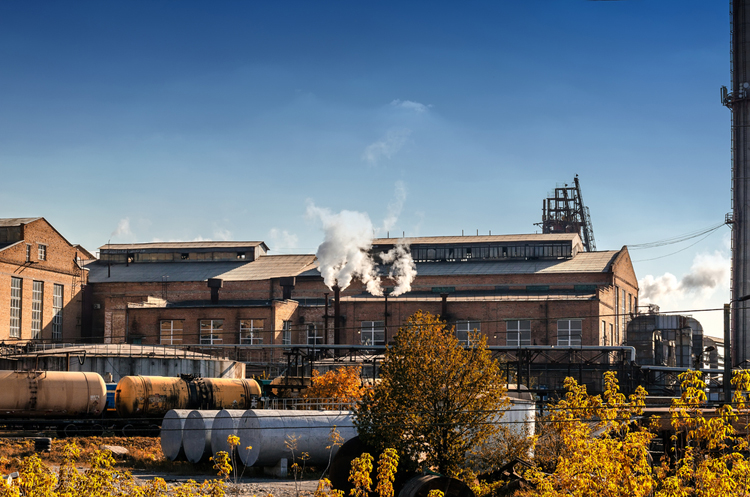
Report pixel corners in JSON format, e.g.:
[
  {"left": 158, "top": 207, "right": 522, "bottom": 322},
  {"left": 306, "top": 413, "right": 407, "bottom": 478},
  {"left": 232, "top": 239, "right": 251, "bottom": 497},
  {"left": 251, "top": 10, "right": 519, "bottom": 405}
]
[
  {"left": 639, "top": 251, "right": 730, "bottom": 303},
  {"left": 380, "top": 239, "right": 417, "bottom": 296},
  {"left": 306, "top": 203, "right": 382, "bottom": 295},
  {"left": 382, "top": 180, "right": 407, "bottom": 232},
  {"left": 111, "top": 218, "right": 132, "bottom": 238},
  {"left": 307, "top": 199, "right": 417, "bottom": 297}
]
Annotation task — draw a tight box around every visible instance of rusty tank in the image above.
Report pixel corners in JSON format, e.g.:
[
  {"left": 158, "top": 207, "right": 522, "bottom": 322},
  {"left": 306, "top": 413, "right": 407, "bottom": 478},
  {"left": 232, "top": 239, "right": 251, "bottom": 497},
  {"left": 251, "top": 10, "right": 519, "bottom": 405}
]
[
  {"left": 0, "top": 370, "right": 107, "bottom": 417},
  {"left": 115, "top": 375, "right": 262, "bottom": 417}
]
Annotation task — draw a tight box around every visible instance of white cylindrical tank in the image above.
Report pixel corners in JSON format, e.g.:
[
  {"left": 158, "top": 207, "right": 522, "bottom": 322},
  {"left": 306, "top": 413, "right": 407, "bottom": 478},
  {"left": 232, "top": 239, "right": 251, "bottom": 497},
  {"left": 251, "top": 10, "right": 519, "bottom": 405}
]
[
  {"left": 160, "top": 409, "right": 192, "bottom": 461},
  {"left": 183, "top": 410, "right": 219, "bottom": 464},
  {"left": 210, "top": 409, "right": 246, "bottom": 458},
  {"left": 237, "top": 410, "right": 356, "bottom": 467}
]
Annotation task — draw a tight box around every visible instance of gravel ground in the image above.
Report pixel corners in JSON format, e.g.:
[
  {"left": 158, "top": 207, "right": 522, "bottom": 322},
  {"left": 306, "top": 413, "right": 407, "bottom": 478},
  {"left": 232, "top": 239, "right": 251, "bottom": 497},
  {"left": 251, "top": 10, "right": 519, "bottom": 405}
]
[{"left": 131, "top": 471, "right": 322, "bottom": 497}]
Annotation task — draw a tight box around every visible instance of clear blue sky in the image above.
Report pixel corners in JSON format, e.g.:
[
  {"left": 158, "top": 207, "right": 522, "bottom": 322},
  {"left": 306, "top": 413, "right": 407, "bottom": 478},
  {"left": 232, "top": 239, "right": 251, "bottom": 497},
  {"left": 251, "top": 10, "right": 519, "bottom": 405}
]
[{"left": 0, "top": 1, "right": 732, "bottom": 335}]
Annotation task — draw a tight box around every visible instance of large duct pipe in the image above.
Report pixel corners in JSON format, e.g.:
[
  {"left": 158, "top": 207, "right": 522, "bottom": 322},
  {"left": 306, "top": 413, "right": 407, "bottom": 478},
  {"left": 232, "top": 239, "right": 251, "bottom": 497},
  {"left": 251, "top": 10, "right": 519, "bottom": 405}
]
[
  {"left": 160, "top": 409, "right": 192, "bottom": 461},
  {"left": 237, "top": 410, "right": 356, "bottom": 467},
  {"left": 183, "top": 410, "right": 219, "bottom": 463}
]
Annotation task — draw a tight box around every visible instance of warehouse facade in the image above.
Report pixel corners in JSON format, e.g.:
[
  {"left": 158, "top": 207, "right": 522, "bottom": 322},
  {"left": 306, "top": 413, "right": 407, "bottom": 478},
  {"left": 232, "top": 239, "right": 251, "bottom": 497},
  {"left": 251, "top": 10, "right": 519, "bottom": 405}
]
[
  {"left": 0, "top": 218, "right": 88, "bottom": 344},
  {"left": 85, "top": 233, "right": 638, "bottom": 351}
]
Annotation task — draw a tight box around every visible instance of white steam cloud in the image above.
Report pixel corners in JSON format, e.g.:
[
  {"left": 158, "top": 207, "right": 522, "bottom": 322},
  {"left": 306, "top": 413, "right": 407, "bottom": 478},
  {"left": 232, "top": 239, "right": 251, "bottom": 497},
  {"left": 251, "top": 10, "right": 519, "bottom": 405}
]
[
  {"left": 362, "top": 128, "right": 411, "bottom": 165},
  {"left": 269, "top": 228, "right": 299, "bottom": 250},
  {"left": 111, "top": 218, "right": 132, "bottom": 238},
  {"left": 306, "top": 204, "right": 382, "bottom": 295},
  {"left": 639, "top": 251, "right": 730, "bottom": 303},
  {"left": 390, "top": 99, "right": 431, "bottom": 113},
  {"left": 380, "top": 240, "right": 417, "bottom": 296},
  {"left": 306, "top": 186, "right": 417, "bottom": 297}
]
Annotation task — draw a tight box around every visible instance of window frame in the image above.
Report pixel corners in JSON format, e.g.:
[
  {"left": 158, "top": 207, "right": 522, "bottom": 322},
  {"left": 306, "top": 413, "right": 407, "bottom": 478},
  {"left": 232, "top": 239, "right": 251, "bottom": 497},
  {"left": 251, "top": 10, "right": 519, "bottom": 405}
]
[
  {"left": 199, "top": 319, "right": 224, "bottom": 345},
  {"left": 506, "top": 320, "right": 531, "bottom": 347},
  {"left": 360, "top": 321, "right": 385, "bottom": 346},
  {"left": 557, "top": 319, "right": 582, "bottom": 346},
  {"left": 31, "top": 281, "right": 43, "bottom": 340},
  {"left": 307, "top": 323, "right": 323, "bottom": 346},
  {"left": 240, "top": 319, "right": 264, "bottom": 345},
  {"left": 282, "top": 320, "right": 292, "bottom": 345},
  {"left": 52, "top": 283, "right": 64, "bottom": 341},
  {"left": 10, "top": 277, "right": 22, "bottom": 338},
  {"left": 38, "top": 244, "right": 46, "bottom": 261},
  {"left": 456, "top": 320, "right": 481, "bottom": 346},
  {"left": 160, "top": 320, "right": 184, "bottom": 345}
]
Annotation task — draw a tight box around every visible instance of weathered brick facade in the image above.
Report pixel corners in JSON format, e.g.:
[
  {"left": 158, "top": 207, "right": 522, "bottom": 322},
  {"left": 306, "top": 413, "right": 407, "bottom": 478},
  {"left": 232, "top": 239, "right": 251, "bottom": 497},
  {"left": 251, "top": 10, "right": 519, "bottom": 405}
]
[
  {"left": 86, "top": 234, "right": 638, "bottom": 350},
  {"left": 0, "top": 218, "right": 88, "bottom": 343}
]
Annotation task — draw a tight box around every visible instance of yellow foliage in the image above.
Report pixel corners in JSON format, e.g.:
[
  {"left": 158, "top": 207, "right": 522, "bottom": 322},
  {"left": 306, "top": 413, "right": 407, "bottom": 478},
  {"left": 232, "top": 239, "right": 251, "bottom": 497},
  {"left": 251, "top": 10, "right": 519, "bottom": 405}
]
[
  {"left": 356, "top": 310, "right": 509, "bottom": 476},
  {"left": 304, "top": 366, "right": 367, "bottom": 407}
]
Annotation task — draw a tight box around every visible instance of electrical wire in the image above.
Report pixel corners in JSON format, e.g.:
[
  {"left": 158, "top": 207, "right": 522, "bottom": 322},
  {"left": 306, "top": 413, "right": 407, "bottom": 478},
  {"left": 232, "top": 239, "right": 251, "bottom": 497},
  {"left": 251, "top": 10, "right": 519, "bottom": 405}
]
[{"left": 628, "top": 222, "right": 727, "bottom": 250}]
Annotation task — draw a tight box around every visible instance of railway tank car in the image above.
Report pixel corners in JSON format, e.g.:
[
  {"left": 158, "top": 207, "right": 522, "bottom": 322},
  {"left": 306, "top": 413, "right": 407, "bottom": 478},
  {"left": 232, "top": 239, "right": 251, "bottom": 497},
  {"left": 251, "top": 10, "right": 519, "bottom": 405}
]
[
  {"left": 0, "top": 370, "right": 107, "bottom": 417},
  {"left": 114, "top": 374, "right": 262, "bottom": 418}
]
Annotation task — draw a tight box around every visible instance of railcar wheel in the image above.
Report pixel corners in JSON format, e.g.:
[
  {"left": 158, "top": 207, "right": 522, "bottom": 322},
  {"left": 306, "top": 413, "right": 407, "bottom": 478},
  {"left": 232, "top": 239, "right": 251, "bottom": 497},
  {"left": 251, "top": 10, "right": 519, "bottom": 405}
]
[{"left": 63, "top": 424, "right": 78, "bottom": 438}]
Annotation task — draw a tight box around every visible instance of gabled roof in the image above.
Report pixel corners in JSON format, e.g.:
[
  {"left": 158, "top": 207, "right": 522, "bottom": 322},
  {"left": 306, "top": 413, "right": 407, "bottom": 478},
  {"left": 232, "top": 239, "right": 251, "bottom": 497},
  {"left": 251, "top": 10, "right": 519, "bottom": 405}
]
[
  {"left": 86, "top": 254, "right": 317, "bottom": 283},
  {"left": 0, "top": 217, "right": 42, "bottom": 227},
  {"left": 98, "top": 241, "right": 269, "bottom": 252},
  {"left": 372, "top": 233, "right": 582, "bottom": 245}
]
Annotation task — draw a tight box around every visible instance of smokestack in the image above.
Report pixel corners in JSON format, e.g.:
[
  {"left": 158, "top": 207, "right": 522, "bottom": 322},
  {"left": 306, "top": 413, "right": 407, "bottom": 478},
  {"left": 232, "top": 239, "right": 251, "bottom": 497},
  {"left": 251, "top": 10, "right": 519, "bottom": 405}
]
[
  {"left": 323, "top": 292, "right": 330, "bottom": 345},
  {"left": 280, "top": 277, "right": 296, "bottom": 300},
  {"left": 441, "top": 293, "right": 449, "bottom": 320},
  {"left": 207, "top": 278, "right": 223, "bottom": 304},
  {"left": 334, "top": 285, "right": 341, "bottom": 347}
]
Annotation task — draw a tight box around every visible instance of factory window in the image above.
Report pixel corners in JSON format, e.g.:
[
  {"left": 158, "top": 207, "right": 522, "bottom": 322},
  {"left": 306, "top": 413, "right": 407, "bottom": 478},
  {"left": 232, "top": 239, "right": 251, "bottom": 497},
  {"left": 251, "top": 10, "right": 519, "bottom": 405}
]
[
  {"left": 38, "top": 244, "right": 46, "bottom": 261},
  {"left": 610, "top": 323, "right": 614, "bottom": 346},
  {"left": 200, "top": 319, "right": 223, "bottom": 345},
  {"left": 10, "top": 277, "right": 22, "bottom": 338},
  {"left": 237, "top": 252, "right": 246, "bottom": 260},
  {"left": 25, "top": 244, "right": 31, "bottom": 262},
  {"left": 456, "top": 320, "right": 480, "bottom": 345},
  {"left": 181, "top": 253, "right": 189, "bottom": 260},
  {"left": 282, "top": 320, "right": 292, "bottom": 345},
  {"left": 506, "top": 320, "right": 530, "bottom": 347},
  {"left": 307, "top": 323, "right": 323, "bottom": 346},
  {"left": 52, "top": 284, "right": 63, "bottom": 341},
  {"left": 160, "top": 320, "right": 183, "bottom": 345},
  {"left": 240, "top": 319, "right": 264, "bottom": 344},
  {"left": 602, "top": 320, "right": 606, "bottom": 345},
  {"left": 557, "top": 319, "right": 582, "bottom": 346},
  {"left": 31, "top": 281, "right": 43, "bottom": 340},
  {"left": 361, "top": 321, "right": 385, "bottom": 346}
]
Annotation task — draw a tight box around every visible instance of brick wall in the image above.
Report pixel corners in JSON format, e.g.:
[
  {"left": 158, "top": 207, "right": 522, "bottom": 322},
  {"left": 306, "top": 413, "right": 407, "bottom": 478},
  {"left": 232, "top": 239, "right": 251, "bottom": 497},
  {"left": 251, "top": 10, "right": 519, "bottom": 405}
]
[{"left": 0, "top": 219, "right": 86, "bottom": 342}]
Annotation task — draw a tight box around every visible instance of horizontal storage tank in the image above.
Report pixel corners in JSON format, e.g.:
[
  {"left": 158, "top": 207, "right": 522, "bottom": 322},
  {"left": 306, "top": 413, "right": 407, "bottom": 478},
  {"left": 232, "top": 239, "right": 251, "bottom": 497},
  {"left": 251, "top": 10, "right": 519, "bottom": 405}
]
[
  {"left": 238, "top": 410, "right": 356, "bottom": 467},
  {"left": 183, "top": 410, "right": 219, "bottom": 464},
  {"left": 0, "top": 370, "right": 107, "bottom": 417},
  {"left": 211, "top": 409, "right": 246, "bottom": 457},
  {"left": 161, "top": 409, "right": 193, "bottom": 461},
  {"left": 115, "top": 376, "right": 262, "bottom": 417}
]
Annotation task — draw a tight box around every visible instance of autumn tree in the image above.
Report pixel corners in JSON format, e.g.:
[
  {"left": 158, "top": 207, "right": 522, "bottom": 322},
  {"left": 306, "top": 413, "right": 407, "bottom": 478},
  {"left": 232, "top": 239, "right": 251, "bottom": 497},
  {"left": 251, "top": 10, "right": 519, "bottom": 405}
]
[
  {"left": 654, "top": 369, "right": 750, "bottom": 497},
  {"left": 355, "top": 310, "right": 509, "bottom": 476},
  {"left": 524, "top": 372, "right": 655, "bottom": 497},
  {"left": 303, "top": 365, "right": 367, "bottom": 408}
]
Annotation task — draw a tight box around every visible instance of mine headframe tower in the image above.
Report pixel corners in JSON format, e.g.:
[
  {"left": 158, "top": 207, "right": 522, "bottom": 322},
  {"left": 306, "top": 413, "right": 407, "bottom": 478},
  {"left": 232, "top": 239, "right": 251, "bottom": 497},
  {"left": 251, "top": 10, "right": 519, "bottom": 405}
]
[{"left": 537, "top": 175, "right": 597, "bottom": 252}]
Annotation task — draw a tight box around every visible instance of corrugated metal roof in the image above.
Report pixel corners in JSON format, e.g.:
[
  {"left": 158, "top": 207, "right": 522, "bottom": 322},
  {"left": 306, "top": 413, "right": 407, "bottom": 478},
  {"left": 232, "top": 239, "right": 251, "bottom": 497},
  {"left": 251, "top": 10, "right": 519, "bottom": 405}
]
[
  {"left": 372, "top": 233, "right": 581, "bottom": 245},
  {"left": 339, "top": 293, "right": 596, "bottom": 302},
  {"left": 409, "top": 251, "right": 619, "bottom": 276},
  {"left": 0, "top": 217, "right": 41, "bottom": 227},
  {"left": 98, "top": 241, "right": 267, "bottom": 251},
  {"left": 296, "top": 250, "right": 619, "bottom": 278},
  {"left": 87, "top": 254, "right": 317, "bottom": 283}
]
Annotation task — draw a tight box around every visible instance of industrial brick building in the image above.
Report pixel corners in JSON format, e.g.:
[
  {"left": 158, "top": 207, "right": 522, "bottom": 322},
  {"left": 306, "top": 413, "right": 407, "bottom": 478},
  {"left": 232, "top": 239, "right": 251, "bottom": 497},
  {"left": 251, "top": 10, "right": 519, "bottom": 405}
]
[
  {"left": 85, "top": 233, "right": 638, "bottom": 354},
  {"left": 0, "top": 218, "right": 88, "bottom": 344}
]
